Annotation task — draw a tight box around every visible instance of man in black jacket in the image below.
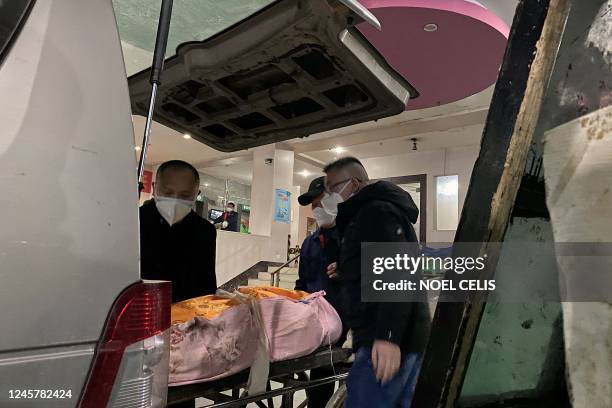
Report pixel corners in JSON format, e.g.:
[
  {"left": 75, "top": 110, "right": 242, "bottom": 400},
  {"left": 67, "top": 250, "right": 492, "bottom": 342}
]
[
  {"left": 322, "top": 157, "right": 430, "bottom": 408},
  {"left": 140, "top": 160, "right": 217, "bottom": 304}
]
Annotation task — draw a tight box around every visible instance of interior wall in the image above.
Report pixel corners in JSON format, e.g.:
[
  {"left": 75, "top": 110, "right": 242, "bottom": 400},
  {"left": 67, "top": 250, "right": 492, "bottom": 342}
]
[
  {"left": 249, "top": 145, "right": 294, "bottom": 262},
  {"left": 361, "top": 145, "right": 479, "bottom": 244},
  {"left": 269, "top": 148, "right": 295, "bottom": 261},
  {"left": 290, "top": 185, "right": 301, "bottom": 248},
  {"left": 215, "top": 230, "right": 269, "bottom": 285},
  {"left": 249, "top": 145, "right": 276, "bottom": 237}
]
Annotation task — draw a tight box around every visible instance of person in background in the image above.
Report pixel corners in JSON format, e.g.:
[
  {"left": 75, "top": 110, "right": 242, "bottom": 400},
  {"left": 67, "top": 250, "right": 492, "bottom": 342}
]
[
  {"left": 214, "top": 201, "right": 239, "bottom": 232},
  {"left": 295, "top": 176, "right": 344, "bottom": 408},
  {"left": 140, "top": 160, "right": 217, "bottom": 303},
  {"left": 323, "top": 157, "right": 430, "bottom": 408},
  {"left": 240, "top": 219, "right": 250, "bottom": 234}
]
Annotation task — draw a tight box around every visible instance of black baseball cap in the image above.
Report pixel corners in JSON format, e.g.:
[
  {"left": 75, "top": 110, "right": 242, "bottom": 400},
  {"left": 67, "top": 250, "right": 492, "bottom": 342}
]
[{"left": 298, "top": 176, "right": 325, "bottom": 206}]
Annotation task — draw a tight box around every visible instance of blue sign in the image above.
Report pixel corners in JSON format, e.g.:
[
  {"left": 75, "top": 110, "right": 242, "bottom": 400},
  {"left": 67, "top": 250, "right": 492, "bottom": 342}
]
[{"left": 274, "top": 189, "right": 291, "bottom": 223}]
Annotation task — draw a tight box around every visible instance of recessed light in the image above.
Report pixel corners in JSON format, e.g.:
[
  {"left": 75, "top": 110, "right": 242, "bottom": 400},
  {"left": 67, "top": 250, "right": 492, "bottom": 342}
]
[
  {"left": 424, "top": 23, "right": 438, "bottom": 32},
  {"left": 135, "top": 146, "right": 141, "bottom": 151},
  {"left": 183, "top": 134, "right": 191, "bottom": 139},
  {"left": 300, "top": 170, "right": 310, "bottom": 178},
  {"left": 204, "top": 183, "right": 209, "bottom": 187},
  {"left": 331, "top": 146, "right": 345, "bottom": 154}
]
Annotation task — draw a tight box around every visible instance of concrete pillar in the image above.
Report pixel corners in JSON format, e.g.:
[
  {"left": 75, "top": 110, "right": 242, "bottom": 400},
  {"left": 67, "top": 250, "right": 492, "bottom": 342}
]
[
  {"left": 250, "top": 144, "right": 294, "bottom": 262},
  {"left": 290, "top": 185, "right": 301, "bottom": 248}
]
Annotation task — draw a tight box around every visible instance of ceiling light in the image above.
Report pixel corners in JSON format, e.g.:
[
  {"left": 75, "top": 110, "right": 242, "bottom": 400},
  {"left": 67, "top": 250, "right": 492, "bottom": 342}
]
[
  {"left": 183, "top": 133, "right": 191, "bottom": 139},
  {"left": 331, "top": 146, "right": 345, "bottom": 154},
  {"left": 423, "top": 23, "right": 438, "bottom": 32},
  {"left": 135, "top": 146, "right": 141, "bottom": 151},
  {"left": 300, "top": 170, "right": 310, "bottom": 178},
  {"left": 204, "top": 183, "right": 209, "bottom": 187}
]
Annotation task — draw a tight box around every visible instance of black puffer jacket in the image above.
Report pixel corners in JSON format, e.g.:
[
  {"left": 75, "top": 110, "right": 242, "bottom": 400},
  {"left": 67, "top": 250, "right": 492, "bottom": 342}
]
[{"left": 336, "top": 181, "right": 430, "bottom": 353}]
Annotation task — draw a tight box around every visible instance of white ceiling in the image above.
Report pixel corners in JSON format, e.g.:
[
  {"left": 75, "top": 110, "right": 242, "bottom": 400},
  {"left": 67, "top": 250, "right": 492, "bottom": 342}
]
[
  {"left": 198, "top": 157, "right": 324, "bottom": 189},
  {"left": 198, "top": 161, "right": 254, "bottom": 184},
  {"left": 305, "top": 123, "right": 485, "bottom": 163}
]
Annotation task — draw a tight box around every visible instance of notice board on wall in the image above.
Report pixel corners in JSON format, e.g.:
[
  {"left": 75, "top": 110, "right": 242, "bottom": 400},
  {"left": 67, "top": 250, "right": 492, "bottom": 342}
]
[{"left": 274, "top": 189, "right": 291, "bottom": 223}]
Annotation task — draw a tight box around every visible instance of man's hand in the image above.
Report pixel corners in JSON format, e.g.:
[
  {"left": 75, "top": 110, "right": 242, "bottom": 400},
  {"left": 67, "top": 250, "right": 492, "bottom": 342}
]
[
  {"left": 371, "top": 340, "right": 401, "bottom": 384},
  {"left": 327, "top": 262, "right": 338, "bottom": 279}
]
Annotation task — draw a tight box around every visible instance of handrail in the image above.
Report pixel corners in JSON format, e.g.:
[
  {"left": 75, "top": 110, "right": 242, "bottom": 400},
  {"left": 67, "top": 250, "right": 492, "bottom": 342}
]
[{"left": 269, "top": 253, "right": 301, "bottom": 286}]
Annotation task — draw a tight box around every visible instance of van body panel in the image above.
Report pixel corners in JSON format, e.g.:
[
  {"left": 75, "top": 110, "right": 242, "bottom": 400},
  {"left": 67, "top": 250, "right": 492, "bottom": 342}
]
[
  {"left": 0, "top": 0, "right": 139, "bottom": 399},
  {"left": 0, "top": 344, "right": 94, "bottom": 407}
]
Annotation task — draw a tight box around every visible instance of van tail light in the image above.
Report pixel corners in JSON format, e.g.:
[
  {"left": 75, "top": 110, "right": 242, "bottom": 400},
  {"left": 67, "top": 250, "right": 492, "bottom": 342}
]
[{"left": 78, "top": 281, "right": 171, "bottom": 408}]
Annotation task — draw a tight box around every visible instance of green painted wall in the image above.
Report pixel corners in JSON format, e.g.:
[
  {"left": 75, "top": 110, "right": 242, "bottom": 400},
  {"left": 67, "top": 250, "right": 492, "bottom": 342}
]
[{"left": 460, "top": 218, "right": 565, "bottom": 403}]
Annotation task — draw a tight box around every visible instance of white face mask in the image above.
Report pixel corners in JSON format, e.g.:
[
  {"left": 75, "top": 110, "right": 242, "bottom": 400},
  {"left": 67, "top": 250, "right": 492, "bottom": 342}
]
[
  {"left": 155, "top": 196, "right": 194, "bottom": 226},
  {"left": 321, "top": 179, "right": 352, "bottom": 216},
  {"left": 313, "top": 206, "right": 336, "bottom": 228}
]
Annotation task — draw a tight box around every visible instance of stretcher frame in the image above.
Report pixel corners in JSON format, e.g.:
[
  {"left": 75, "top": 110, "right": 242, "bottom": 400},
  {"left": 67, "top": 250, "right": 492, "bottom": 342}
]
[{"left": 167, "top": 347, "right": 351, "bottom": 407}]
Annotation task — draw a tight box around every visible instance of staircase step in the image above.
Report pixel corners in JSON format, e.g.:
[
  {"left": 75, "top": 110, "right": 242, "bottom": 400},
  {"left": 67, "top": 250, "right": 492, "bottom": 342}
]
[
  {"left": 258, "top": 272, "right": 297, "bottom": 283},
  {"left": 247, "top": 279, "right": 295, "bottom": 290},
  {"left": 267, "top": 266, "right": 299, "bottom": 275}
]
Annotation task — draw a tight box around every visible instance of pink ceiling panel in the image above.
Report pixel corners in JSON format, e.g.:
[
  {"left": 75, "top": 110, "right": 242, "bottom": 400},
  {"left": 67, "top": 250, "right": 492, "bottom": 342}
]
[{"left": 358, "top": 0, "right": 510, "bottom": 109}]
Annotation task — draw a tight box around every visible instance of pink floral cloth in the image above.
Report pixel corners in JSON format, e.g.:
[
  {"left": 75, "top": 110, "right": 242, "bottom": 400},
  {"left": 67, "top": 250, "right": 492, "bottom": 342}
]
[
  {"left": 168, "top": 291, "right": 342, "bottom": 386},
  {"left": 261, "top": 291, "right": 342, "bottom": 362}
]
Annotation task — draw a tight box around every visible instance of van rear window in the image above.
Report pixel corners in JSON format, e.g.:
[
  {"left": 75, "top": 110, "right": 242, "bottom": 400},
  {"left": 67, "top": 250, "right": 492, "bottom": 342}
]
[{"left": 0, "top": 0, "right": 34, "bottom": 65}]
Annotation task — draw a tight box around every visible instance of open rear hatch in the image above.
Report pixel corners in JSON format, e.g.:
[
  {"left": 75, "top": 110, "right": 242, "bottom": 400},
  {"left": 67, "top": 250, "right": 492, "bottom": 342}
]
[{"left": 128, "top": 0, "right": 418, "bottom": 152}]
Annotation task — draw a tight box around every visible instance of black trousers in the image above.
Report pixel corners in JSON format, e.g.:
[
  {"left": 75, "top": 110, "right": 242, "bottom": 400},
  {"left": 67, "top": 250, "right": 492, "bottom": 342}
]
[
  {"left": 307, "top": 365, "right": 337, "bottom": 408},
  {"left": 171, "top": 399, "right": 195, "bottom": 408}
]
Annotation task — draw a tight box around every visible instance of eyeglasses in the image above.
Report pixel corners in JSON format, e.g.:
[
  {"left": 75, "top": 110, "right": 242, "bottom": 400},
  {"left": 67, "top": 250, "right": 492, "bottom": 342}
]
[{"left": 326, "top": 177, "right": 360, "bottom": 193}]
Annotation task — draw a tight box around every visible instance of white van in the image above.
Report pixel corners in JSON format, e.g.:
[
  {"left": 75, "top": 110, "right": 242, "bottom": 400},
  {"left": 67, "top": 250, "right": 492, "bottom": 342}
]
[{"left": 0, "top": 1, "right": 171, "bottom": 406}]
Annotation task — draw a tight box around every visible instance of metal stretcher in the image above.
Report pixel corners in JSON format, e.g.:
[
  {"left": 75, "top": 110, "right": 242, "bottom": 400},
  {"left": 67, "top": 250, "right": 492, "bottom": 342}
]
[{"left": 167, "top": 347, "right": 351, "bottom": 407}]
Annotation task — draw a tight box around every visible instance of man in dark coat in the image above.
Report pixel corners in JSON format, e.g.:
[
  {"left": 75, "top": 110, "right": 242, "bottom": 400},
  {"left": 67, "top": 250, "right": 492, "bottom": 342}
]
[
  {"left": 214, "top": 201, "right": 239, "bottom": 232},
  {"left": 295, "top": 176, "right": 344, "bottom": 408},
  {"left": 322, "top": 157, "right": 430, "bottom": 408},
  {"left": 140, "top": 160, "right": 217, "bottom": 304}
]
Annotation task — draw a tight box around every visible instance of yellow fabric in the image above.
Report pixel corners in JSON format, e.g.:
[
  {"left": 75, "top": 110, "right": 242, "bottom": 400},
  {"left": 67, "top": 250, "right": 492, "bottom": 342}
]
[
  {"left": 238, "top": 286, "right": 309, "bottom": 300},
  {"left": 170, "top": 286, "right": 310, "bottom": 324},
  {"left": 171, "top": 295, "right": 241, "bottom": 324}
]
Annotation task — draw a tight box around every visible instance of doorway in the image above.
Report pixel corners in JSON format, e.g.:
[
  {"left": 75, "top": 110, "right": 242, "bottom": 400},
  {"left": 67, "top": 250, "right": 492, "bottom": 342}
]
[{"left": 379, "top": 174, "right": 427, "bottom": 243}]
